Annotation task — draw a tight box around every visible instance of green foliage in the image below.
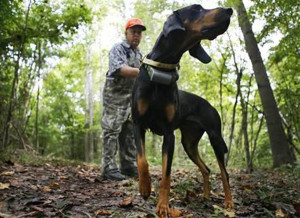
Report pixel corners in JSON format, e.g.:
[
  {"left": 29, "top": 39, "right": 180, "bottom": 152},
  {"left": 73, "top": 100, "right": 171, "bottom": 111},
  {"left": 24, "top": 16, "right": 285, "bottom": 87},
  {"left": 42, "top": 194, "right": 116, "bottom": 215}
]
[{"left": 0, "top": 0, "right": 92, "bottom": 153}]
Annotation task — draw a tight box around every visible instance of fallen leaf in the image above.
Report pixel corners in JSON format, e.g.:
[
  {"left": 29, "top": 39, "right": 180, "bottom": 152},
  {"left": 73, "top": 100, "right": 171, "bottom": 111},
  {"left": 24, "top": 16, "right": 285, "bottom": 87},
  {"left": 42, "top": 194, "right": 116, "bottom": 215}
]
[
  {"left": 18, "top": 168, "right": 28, "bottom": 173},
  {"left": 0, "top": 171, "right": 14, "bottom": 176},
  {"left": 49, "top": 182, "right": 60, "bottom": 189},
  {"left": 0, "top": 212, "right": 14, "bottom": 218},
  {"left": 0, "top": 183, "right": 10, "bottom": 189},
  {"left": 21, "top": 211, "right": 39, "bottom": 217},
  {"left": 111, "top": 191, "right": 125, "bottom": 197},
  {"left": 169, "top": 208, "right": 182, "bottom": 217},
  {"left": 59, "top": 176, "right": 68, "bottom": 183},
  {"left": 95, "top": 209, "right": 112, "bottom": 216},
  {"left": 9, "top": 179, "right": 19, "bottom": 187},
  {"left": 183, "top": 215, "right": 194, "bottom": 218},
  {"left": 42, "top": 186, "right": 51, "bottom": 192},
  {"left": 224, "top": 209, "right": 236, "bottom": 218},
  {"left": 30, "top": 205, "right": 44, "bottom": 212},
  {"left": 119, "top": 197, "right": 133, "bottom": 208},
  {"left": 213, "top": 204, "right": 223, "bottom": 211},
  {"left": 273, "top": 202, "right": 296, "bottom": 215},
  {"left": 13, "top": 163, "right": 22, "bottom": 168},
  {"left": 276, "top": 208, "right": 285, "bottom": 218}
]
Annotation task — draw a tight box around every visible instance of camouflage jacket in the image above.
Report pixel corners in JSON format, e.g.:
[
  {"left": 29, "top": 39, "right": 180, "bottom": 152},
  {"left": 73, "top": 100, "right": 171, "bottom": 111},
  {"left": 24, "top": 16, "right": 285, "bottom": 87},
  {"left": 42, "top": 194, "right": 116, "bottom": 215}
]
[{"left": 103, "top": 40, "right": 142, "bottom": 112}]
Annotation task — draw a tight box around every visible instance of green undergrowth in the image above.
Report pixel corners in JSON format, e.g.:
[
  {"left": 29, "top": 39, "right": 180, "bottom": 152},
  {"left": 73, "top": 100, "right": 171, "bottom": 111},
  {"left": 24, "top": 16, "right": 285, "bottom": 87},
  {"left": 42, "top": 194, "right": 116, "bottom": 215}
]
[{"left": 0, "top": 149, "right": 88, "bottom": 167}]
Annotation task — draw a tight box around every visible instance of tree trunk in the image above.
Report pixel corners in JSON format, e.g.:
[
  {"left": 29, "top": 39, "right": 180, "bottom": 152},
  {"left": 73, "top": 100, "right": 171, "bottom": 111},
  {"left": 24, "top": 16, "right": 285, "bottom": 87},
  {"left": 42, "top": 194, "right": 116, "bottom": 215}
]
[
  {"left": 240, "top": 75, "right": 253, "bottom": 173},
  {"left": 251, "top": 116, "right": 264, "bottom": 165},
  {"left": 241, "top": 106, "right": 251, "bottom": 172},
  {"left": 216, "top": 52, "right": 228, "bottom": 132},
  {"left": 225, "top": 33, "right": 242, "bottom": 165},
  {"left": 84, "top": 46, "right": 94, "bottom": 162},
  {"left": 2, "top": 0, "right": 32, "bottom": 148},
  {"left": 35, "top": 41, "right": 42, "bottom": 152},
  {"left": 235, "top": 0, "right": 295, "bottom": 167}
]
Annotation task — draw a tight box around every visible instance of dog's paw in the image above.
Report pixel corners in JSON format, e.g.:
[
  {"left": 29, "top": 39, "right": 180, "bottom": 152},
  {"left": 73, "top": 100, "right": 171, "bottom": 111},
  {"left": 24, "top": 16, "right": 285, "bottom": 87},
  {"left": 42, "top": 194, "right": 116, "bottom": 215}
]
[
  {"left": 224, "top": 199, "right": 234, "bottom": 208},
  {"left": 156, "top": 203, "right": 169, "bottom": 218},
  {"left": 156, "top": 204, "right": 181, "bottom": 218},
  {"left": 138, "top": 172, "right": 151, "bottom": 200}
]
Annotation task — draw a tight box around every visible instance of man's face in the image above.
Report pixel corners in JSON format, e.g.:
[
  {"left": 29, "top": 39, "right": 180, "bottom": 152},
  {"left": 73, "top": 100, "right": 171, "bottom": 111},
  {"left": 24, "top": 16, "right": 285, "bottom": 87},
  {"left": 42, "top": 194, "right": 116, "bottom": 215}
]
[{"left": 126, "top": 26, "right": 143, "bottom": 49}]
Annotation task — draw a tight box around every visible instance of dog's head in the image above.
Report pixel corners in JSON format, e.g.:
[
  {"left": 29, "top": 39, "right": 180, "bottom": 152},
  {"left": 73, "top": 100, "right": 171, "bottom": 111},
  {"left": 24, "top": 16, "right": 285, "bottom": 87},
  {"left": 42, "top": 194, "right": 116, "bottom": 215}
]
[{"left": 148, "top": 4, "right": 233, "bottom": 64}]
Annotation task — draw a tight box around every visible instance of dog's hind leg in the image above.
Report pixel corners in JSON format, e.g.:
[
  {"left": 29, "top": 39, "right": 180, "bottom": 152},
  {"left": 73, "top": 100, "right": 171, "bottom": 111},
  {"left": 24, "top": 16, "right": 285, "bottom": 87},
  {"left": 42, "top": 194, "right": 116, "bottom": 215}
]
[
  {"left": 208, "top": 131, "right": 233, "bottom": 208},
  {"left": 180, "top": 124, "right": 211, "bottom": 198},
  {"left": 134, "top": 124, "right": 151, "bottom": 200}
]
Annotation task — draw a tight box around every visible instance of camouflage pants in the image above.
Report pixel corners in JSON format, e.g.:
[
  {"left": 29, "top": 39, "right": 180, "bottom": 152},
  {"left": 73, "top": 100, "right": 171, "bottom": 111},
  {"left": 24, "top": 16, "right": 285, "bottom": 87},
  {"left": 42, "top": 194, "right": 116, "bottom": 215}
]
[{"left": 101, "top": 105, "right": 137, "bottom": 173}]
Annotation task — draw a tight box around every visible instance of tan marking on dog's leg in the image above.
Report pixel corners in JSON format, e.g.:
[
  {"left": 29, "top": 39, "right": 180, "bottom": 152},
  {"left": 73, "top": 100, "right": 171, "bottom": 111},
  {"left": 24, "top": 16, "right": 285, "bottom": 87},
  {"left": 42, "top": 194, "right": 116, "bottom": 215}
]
[
  {"left": 194, "top": 156, "right": 210, "bottom": 198},
  {"left": 217, "top": 159, "right": 234, "bottom": 208},
  {"left": 137, "top": 99, "right": 149, "bottom": 116},
  {"left": 156, "top": 153, "right": 170, "bottom": 217},
  {"left": 137, "top": 140, "right": 151, "bottom": 200},
  {"left": 165, "top": 104, "right": 176, "bottom": 122},
  {"left": 156, "top": 153, "right": 181, "bottom": 217}
]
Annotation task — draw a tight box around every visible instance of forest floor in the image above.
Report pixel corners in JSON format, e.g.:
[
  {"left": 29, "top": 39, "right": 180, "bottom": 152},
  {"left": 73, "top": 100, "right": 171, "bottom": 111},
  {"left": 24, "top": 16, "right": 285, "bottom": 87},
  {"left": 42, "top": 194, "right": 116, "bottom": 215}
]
[{"left": 0, "top": 158, "right": 299, "bottom": 218}]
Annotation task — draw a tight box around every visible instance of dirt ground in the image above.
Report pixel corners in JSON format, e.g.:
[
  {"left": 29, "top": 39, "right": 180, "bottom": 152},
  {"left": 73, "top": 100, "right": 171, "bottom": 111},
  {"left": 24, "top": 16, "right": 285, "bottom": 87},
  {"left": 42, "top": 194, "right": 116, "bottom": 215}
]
[{"left": 0, "top": 160, "right": 299, "bottom": 217}]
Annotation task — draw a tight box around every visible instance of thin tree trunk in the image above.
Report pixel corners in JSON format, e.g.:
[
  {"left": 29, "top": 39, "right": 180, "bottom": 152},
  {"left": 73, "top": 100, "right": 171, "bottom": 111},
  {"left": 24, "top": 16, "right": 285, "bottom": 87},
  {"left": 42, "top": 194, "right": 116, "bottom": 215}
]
[
  {"left": 213, "top": 53, "right": 228, "bottom": 131},
  {"left": 84, "top": 46, "right": 94, "bottom": 162},
  {"left": 35, "top": 41, "right": 42, "bottom": 152},
  {"left": 2, "top": 0, "right": 32, "bottom": 148},
  {"left": 251, "top": 116, "right": 264, "bottom": 164},
  {"left": 225, "top": 33, "right": 242, "bottom": 165},
  {"left": 235, "top": 0, "right": 295, "bottom": 167},
  {"left": 240, "top": 75, "right": 253, "bottom": 173}
]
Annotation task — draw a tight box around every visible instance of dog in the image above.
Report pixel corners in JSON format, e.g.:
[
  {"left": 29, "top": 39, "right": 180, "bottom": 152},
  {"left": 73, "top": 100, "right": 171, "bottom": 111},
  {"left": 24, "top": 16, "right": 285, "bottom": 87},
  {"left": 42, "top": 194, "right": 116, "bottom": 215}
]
[{"left": 132, "top": 4, "right": 233, "bottom": 216}]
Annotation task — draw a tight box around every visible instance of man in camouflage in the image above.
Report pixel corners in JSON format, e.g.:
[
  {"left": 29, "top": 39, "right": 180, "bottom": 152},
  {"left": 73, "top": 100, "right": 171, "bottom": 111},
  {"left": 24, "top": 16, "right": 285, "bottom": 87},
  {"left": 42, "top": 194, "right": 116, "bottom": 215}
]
[{"left": 101, "top": 18, "right": 146, "bottom": 180}]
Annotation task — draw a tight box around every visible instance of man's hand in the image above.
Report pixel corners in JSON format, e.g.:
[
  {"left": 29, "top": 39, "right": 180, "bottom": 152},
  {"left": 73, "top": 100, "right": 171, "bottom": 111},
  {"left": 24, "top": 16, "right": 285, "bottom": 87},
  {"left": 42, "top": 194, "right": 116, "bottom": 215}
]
[{"left": 119, "top": 66, "right": 139, "bottom": 78}]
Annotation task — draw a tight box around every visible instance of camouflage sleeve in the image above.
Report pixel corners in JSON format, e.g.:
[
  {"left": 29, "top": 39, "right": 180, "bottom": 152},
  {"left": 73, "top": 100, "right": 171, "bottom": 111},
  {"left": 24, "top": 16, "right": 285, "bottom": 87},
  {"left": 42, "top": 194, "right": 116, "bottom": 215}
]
[{"left": 107, "top": 43, "right": 127, "bottom": 77}]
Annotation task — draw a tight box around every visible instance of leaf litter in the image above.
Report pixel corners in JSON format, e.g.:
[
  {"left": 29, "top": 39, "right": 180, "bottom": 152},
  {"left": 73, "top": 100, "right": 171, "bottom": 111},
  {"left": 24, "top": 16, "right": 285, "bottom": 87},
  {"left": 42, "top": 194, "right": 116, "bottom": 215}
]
[{"left": 0, "top": 161, "right": 299, "bottom": 217}]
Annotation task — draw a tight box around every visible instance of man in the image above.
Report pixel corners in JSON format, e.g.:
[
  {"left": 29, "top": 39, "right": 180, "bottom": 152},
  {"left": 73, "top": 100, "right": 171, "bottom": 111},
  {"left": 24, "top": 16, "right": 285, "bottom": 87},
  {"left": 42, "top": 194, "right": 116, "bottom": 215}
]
[{"left": 101, "top": 18, "right": 146, "bottom": 180}]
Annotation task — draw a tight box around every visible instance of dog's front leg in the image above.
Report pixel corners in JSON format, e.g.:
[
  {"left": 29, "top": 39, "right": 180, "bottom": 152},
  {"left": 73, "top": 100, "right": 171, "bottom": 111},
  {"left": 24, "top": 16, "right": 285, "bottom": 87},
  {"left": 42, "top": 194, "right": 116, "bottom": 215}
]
[
  {"left": 134, "top": 124, "right": 151, "bottom": 200},
  {"left": 156, "top": 133, "right": 180, "bottom": 217}
]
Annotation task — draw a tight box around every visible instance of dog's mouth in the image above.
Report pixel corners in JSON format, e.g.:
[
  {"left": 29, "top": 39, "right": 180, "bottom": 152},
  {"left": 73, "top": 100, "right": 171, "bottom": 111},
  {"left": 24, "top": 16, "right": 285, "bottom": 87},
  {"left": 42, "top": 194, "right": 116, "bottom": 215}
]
[{"left": 201, "top": 18, "right": 230, "bottom": 40}]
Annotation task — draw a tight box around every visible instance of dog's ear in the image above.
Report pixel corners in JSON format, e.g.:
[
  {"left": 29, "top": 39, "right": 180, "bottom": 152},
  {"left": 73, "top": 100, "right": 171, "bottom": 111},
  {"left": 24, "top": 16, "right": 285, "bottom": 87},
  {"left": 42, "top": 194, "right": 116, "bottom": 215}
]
[
  {"left": 189, "top": 43, "right": 211, "bottom": 63},
  {"left": 162, "top": 12, "right": 185, "bottom": 37}
]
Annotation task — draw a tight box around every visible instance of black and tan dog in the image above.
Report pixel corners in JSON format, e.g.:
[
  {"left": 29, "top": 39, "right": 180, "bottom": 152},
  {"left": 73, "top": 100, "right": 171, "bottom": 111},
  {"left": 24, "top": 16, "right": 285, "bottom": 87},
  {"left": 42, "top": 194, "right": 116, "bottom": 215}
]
[{"left": 132, "top": 4, "right": 233, "bottom": 216}]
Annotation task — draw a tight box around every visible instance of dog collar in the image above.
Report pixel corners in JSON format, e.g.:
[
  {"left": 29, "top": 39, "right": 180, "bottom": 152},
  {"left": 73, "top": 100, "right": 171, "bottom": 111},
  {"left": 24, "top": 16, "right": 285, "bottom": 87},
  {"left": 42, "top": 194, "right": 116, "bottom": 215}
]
[
  {"left": 143, "top": 57, "right": 179, "bottom": 70},
  {"left": 143, "top": 64, "right": 179, "bottom": 85}
]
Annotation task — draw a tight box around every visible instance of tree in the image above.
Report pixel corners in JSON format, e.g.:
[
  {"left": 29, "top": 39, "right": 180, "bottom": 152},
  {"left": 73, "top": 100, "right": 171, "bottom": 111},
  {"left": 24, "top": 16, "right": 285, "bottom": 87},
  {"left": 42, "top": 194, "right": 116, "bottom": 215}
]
[
  {"left": 233, "top": 0, "right": 295, "bottom": 167},
  {"left": 85, "top": 45, "right": 94, "bottom": 162},
  {"left": 0, "top": 0, "right": 92, "bottom": 150},
  {"left": 251, "top": 0, "right": 300, "bottom": 156}
]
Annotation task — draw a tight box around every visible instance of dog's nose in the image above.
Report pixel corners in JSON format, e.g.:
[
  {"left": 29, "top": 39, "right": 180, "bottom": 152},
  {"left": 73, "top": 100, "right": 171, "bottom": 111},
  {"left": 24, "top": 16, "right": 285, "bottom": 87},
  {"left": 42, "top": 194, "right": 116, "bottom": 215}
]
[{"left": 226, "top": 8, "right": 233, "bottom": 15}]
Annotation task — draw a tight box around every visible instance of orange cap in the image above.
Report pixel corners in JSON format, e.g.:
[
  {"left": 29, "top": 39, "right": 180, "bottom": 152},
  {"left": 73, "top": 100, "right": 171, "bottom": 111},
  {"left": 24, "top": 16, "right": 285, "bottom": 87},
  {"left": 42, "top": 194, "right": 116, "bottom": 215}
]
[{"left": 125, "top": 18, "right": 146, "bottom": 31}]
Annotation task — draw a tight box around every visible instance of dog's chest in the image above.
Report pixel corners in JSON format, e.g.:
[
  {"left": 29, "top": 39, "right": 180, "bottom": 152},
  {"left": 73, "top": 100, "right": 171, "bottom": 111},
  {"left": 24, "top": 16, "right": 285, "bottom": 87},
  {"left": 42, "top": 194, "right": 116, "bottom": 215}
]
[{"left": 137, "top": 83, "right": 179, "bottom": 135}]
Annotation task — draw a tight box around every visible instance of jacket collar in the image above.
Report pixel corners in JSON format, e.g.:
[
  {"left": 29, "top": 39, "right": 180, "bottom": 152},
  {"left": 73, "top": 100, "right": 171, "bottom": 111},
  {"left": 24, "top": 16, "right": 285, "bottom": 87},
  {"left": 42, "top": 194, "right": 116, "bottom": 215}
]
[{"left": 122, "top": 40, "right": 140, "bottom": 52}]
